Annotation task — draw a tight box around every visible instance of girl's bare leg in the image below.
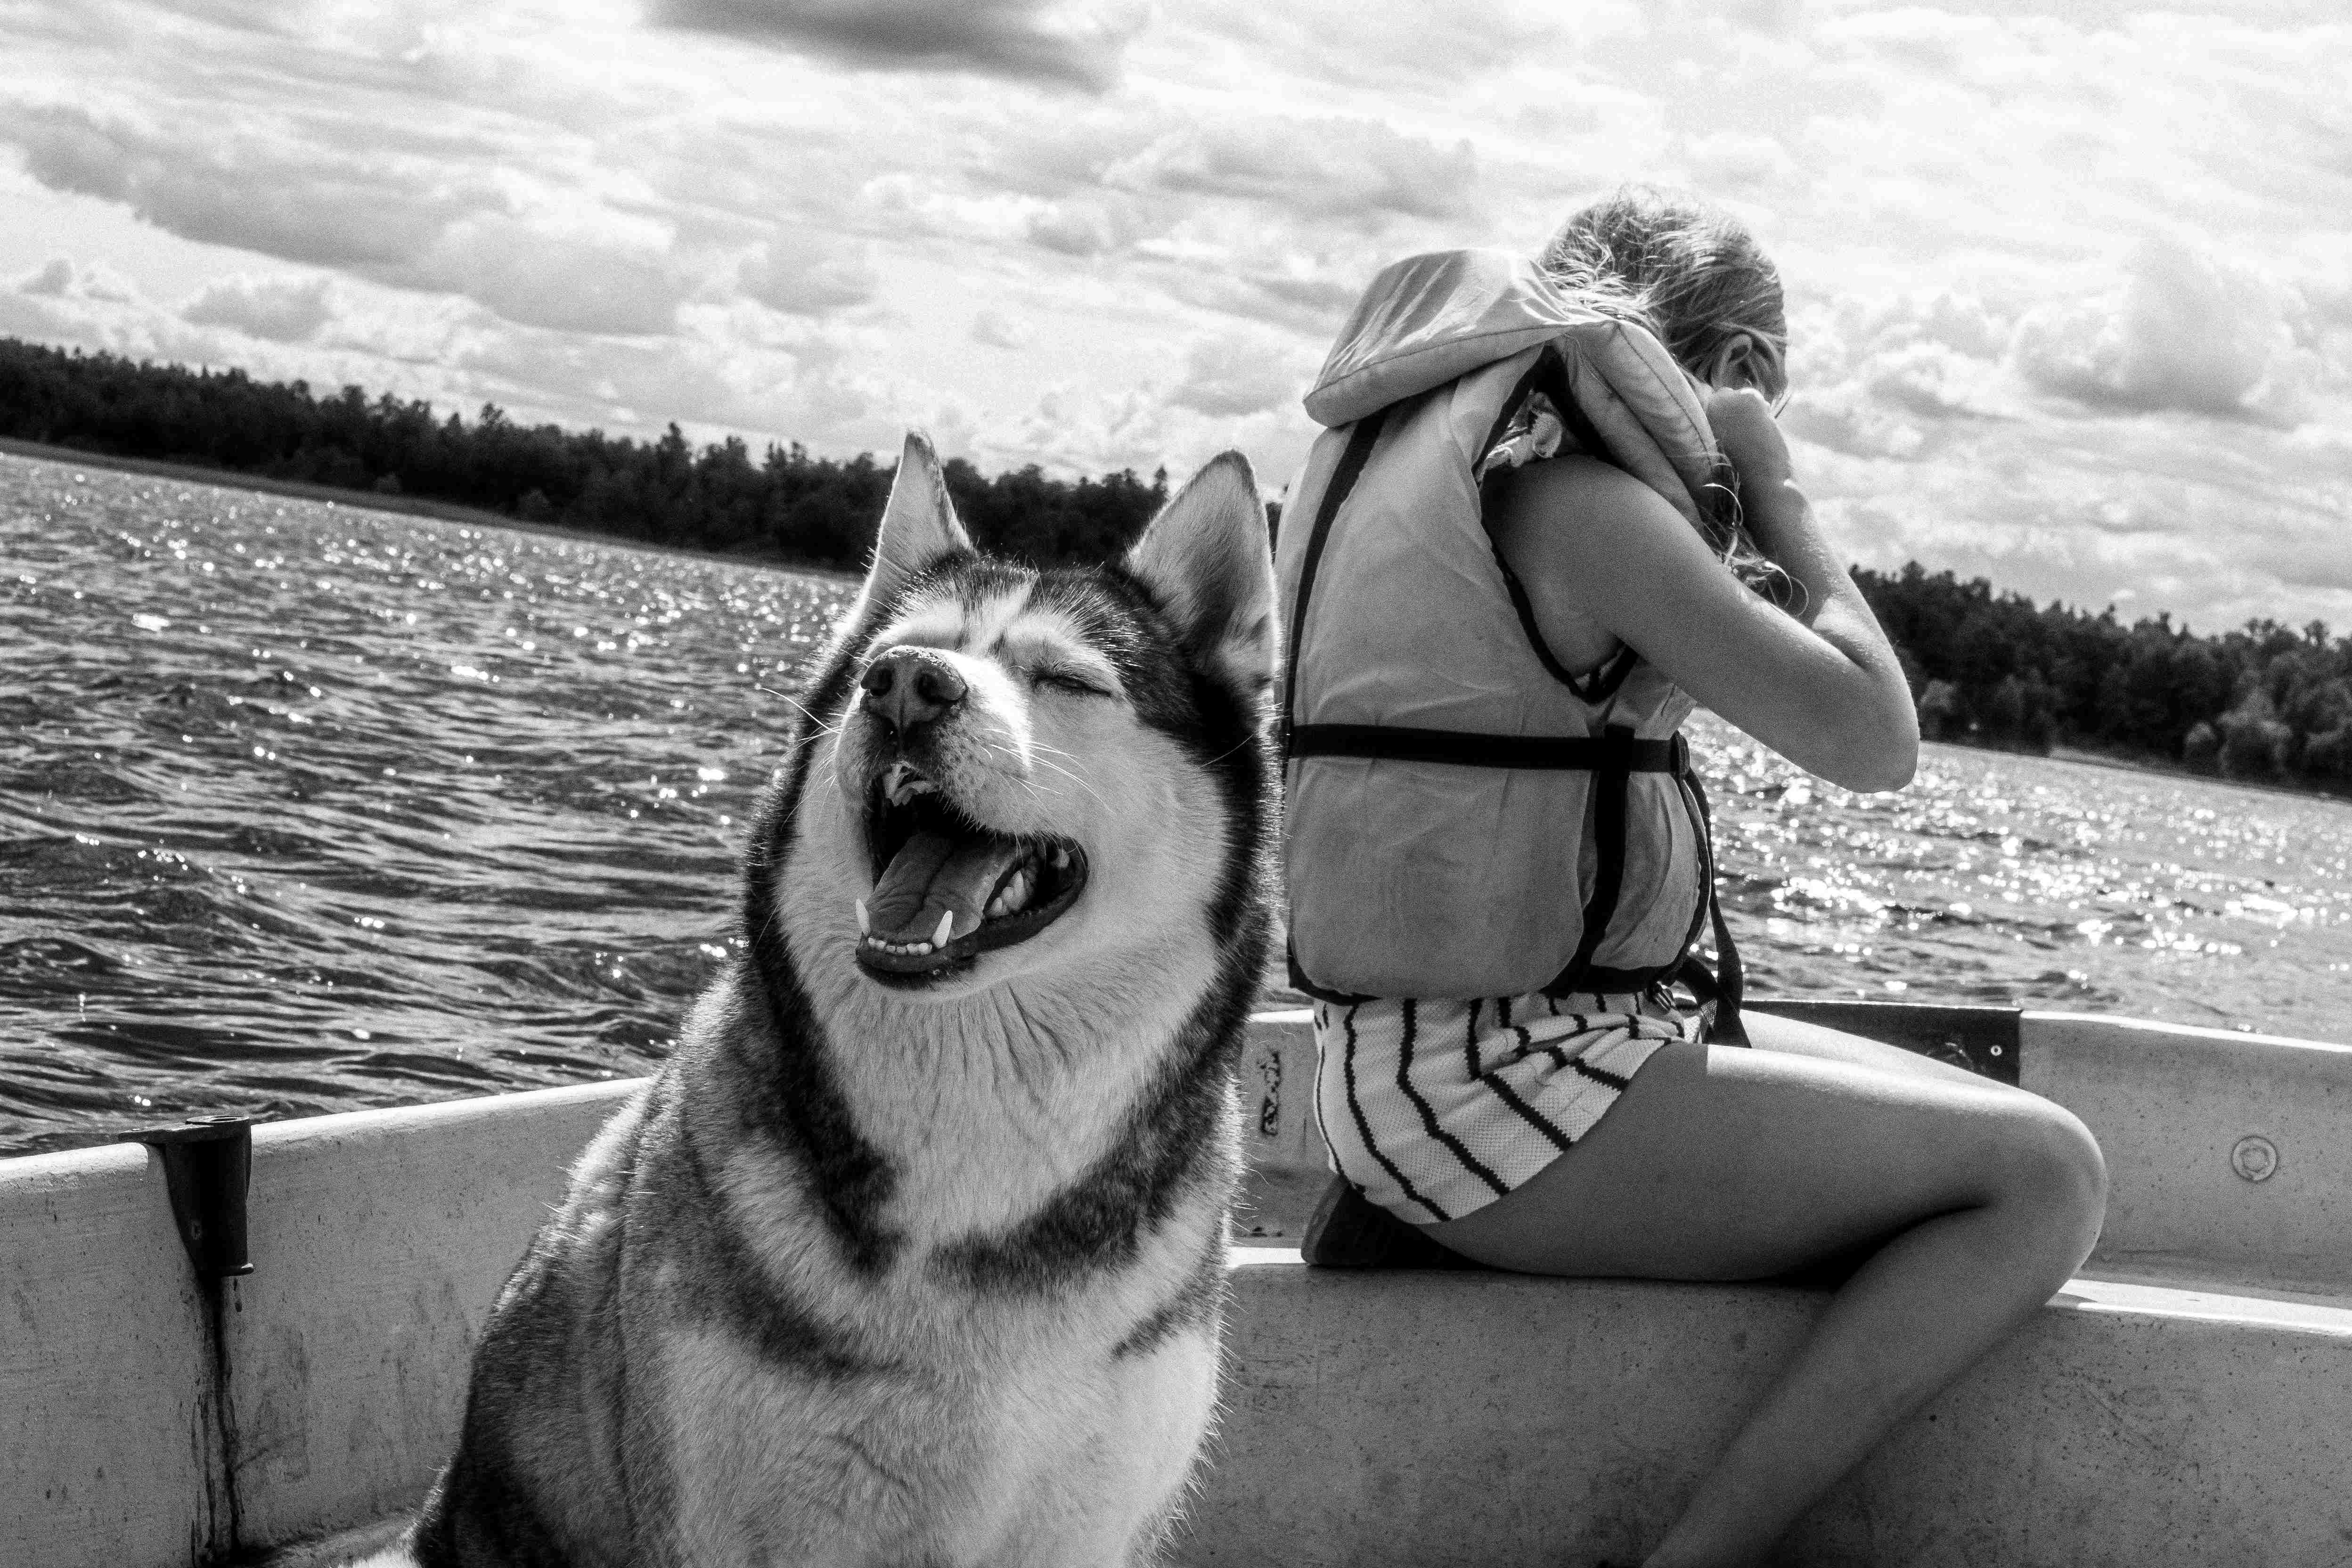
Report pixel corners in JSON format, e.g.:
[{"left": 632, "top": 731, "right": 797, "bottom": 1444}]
[{"left": 1424, "top": 1014, "right": 2107, "bottom": 1568}]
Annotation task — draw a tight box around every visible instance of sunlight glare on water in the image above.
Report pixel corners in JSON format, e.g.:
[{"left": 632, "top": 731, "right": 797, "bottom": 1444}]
[
  {"left": 1696, "top": 729, "right": 2352, "bottom": 1039},
  {"left": 3, "top": 454, "right": 2348, "bottom": 1154},
  {"left": 2, "top": 456, "right": 849, "bottom": 1153}
]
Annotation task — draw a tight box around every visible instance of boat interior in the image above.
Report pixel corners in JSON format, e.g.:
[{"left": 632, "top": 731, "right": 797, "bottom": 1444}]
[{"left": 7, "top": 999, "right": 2350, "bottom": 1567}]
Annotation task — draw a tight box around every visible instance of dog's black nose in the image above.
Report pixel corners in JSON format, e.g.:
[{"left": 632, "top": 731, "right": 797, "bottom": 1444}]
[{"left": 861, "top": 647, "right": 968, "bottom": 734}]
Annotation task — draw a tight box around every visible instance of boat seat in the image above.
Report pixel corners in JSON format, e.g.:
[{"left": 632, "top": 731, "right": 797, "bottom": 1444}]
[
  {"left": 1179, "top": 1245, "right": 2352, "bottom": 1567},
  {"left": 9, "top": 1006, "right": 2352, "bottom": 1567}
]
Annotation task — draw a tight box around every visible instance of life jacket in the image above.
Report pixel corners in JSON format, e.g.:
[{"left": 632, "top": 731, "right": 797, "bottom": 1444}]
[{"left": 1275, "top": 248, "right": 1745, "bottom": 1033}]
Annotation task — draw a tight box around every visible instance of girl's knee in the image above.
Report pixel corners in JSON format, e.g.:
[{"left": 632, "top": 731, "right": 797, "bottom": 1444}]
[{"left": 2001, "top": 1100, "right": 2108, "bottom": 1238}]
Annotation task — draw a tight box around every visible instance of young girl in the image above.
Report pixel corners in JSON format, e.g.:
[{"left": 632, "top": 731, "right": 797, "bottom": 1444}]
[{"left": 1282, "top": 187, "right": 2109, "bottom": 1567}]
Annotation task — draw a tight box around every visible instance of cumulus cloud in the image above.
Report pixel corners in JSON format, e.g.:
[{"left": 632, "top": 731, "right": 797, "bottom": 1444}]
[
  {"left": 973, "top": 376, "right": 1316, "bottom": 496},
  {"left": 16, "top": 255, "right": 137, "bottom": 302},
  {"left": 988, "top": 381, "right": 1171, "bottom": 476},
  {"left": 1179, "top": 0, "right": 1556, "bottom": 92},
  {"left": 648, "top": 0, "right": 1144, "bottom": 91},
  {"left": 1792, "top": 405, "right": 2352, "bottom": 635},
  {"left": 738, "top": 230, "right": 877, "bottom": 316},
  {"left": 453, "top": 317, "right": 877, "bottom": 440},
  {"left": 1024, "top": 199, "right": 1120, "bottom": 256},
  {"left": 2011, "top": 237, "right": 2325, "bottom": 427},
  {"left": 0, "top": 258, "right": 371, "bottom": 395},
  {"left": 2, "top": 99, "right": 692, "bottom": 335},
  {"left": 1104, "top": 116, "right": 1483, "bottom": 223},
  {"left": 420, "top": 215, "right": 690, "bottom": 336},
  {"left": 180, "top": 273, "right": 336, "bottom": 342},
  {"left": 969, "top": 308, "right": 1032, "bottom": 349},
  {"left": 1862, "top": 340, "right": 2010, "bottom": 421},
  {"left": 17, "top": 257, "right": 75, "bottom": 296},
  {"left": 1168, "top": 330, "right": 1315, "bottom": 417},
  {"left": 1780, "top": 384, "right": 1927, "bottom": 462},
  {"left": 1817, "top": 5, "right": 2009, "bottom": 74},
  {"left": 1681, "top": 131, "right": 1798, "bottom": 191},
  {"left": 1132, "top": 256, "right": 1370, "bottom": 339},
  {"left": 7, "top": 100, "right": 468, "bottom": 270}
]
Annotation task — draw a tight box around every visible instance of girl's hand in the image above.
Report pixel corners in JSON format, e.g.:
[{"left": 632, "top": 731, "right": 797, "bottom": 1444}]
[{"left": 1704, "top": 385, "right": 1793, "bottom": 493}]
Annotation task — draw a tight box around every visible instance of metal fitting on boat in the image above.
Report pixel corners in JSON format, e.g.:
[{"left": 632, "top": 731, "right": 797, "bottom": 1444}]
[
  {"left": 2230, "top": 1135, "right": 2278, "bottom": 1183},
  {"left": 119, "top": 1113, "right": 264, "bottom": 1278}
]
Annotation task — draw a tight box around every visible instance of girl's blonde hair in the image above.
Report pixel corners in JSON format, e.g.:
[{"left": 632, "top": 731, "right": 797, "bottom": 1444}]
[
  {"left": 1538, "top": 186, "right": 1794, "bottom": 598},
  {"left": 1538, "top": 184, "right": 1789, "bottom": 400}
]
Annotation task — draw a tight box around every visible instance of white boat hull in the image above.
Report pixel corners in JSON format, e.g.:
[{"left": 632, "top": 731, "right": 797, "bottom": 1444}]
[{"left": 5, "top": 1007, "right": 2349, "bottom": 1566}]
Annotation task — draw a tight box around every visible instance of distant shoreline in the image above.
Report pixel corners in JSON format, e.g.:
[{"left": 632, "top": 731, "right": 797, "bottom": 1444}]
[
  {"left": 0, "top": 435, "right": 857, "bottom": 584},
  {"left": 10, "top": 433, "right": 2344, "bottom": 808},
  {"left": 2044, "top": 741, "right": 2346, "bottom": 806}
]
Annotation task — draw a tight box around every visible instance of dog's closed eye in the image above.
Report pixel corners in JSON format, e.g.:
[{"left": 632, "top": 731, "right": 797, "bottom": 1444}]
[{"left": 1031, "top": 666, "right": 1115, "bottom": 698}]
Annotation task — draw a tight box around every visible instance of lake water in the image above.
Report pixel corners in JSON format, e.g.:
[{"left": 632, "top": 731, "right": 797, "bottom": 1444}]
[{"left": 4, "top": 452, "right": 2348, "bottom": 1155}]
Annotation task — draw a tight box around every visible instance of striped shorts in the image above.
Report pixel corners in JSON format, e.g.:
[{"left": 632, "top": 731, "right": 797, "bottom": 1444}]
[{"left": 1314, "top": 989, "right": 1691, "bottom": 1225}]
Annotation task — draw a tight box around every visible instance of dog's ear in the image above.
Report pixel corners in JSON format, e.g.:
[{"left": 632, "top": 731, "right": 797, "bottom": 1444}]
[
  {"left": 855, "top": 432, "right": 973, "bottom": 613},
  {"left": 1126, "top": 451, "right": 1280, "bottom": 702}
]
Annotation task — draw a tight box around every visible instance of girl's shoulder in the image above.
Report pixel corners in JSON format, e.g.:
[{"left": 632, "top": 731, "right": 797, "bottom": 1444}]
[
  {"left": 1488, "top": 454, "right": 1693, "bottom": 564},
  {"left": 1503, "top": 452, "right": 1685, "bottom": 518}
]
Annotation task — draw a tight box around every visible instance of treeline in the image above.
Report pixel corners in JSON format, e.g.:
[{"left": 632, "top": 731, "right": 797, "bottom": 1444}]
[
  {"left": 5, "top": 338, "right": 2346, "bottom": 793},
  {"left": 0, "top": 339, "right": 1166, "bottom": 569},
  {"left": 1859, "top": 563, "right": 2351, "bottom": 792}
]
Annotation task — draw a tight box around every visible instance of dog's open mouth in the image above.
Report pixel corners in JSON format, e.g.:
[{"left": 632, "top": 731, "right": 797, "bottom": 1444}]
[{"left": 855, "top": 761, "right": 1088, "bottom": 980}]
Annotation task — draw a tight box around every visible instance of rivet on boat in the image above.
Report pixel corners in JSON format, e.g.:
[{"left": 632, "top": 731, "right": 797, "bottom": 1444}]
[{"left": 2230, "top": 1135, "right": 2278, "bottom": 1183}]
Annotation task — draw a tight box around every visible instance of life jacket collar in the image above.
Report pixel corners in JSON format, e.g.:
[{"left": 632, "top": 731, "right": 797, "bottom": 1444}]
[{"left": 1307, "top": 249, "right": 1683, "bottom": 430}]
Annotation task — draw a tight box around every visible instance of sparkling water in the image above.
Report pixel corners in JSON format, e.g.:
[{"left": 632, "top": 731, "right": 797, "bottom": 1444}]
[{"left": 4, "top": 453, "right": 2347, "bottom": 1154}]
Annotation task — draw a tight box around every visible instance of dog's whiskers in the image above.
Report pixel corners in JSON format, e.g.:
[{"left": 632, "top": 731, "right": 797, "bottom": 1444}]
[
  {"left": 758, "top": 684, "right": 841, "bottom": 734},
  {"left": 1026, "top": 751, "right": 1109, "bottom": 810}
]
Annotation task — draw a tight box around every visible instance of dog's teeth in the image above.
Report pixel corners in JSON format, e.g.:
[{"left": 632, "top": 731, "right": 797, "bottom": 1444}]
[
  {"left": 881, "top": 761, "right": 938, "bottom": 807},
  {"left": 985, "top": 895, "right": 1007, "bottom": 918},
  {"left": 932, "top": 911, "right": 954, "bottom": 948},
  {"left": 855, "top": 899, "right": 871, "bottom": 935}
]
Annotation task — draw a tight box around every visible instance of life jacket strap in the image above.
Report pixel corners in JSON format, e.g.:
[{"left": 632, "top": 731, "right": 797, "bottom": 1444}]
[
  {"left": 1535, "top": 730, "right": 1746, "bottom": 1044},
  {"left": 1676, "top": 766, "right": 1748, "bottom": 1045},
  {"left": 1475, "top": 350, "right": 1643, "bottom": 710},
  {"left": 1277, "top": 409, "right": 1388, "bottom": 761},
  {"left": 1544, "top": 724, "right": 1639, "bottom": 993},
  {"left": 1285, "top": 724, "right": 1685, "bottom": 771}
]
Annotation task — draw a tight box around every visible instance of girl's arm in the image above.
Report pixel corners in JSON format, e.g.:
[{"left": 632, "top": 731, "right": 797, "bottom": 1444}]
[{"left": 1488, "top": 388, "right": 1919, "bottom": 792}]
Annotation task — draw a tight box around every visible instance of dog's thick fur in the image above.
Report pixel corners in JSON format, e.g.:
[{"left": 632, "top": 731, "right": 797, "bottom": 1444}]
[{"left": 381, "top": 437, "right": 1279, "bottom": 1567}]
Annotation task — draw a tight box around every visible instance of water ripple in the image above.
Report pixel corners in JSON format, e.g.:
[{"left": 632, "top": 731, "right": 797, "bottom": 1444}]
[
  {"left": 2, "top": 454, "right": 848, "bottom": 1152},
  {"left": 4, "top": 452, "right": 2349, "bottom": 1154},
  {"left": 1696, "top": 729, "right": 2352, "bottom": 1029}
]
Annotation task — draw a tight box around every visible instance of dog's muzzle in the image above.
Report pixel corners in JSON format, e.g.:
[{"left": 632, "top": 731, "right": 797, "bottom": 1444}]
[{"left": 853, "top": 760, "right": 1089, "bottom": 984}]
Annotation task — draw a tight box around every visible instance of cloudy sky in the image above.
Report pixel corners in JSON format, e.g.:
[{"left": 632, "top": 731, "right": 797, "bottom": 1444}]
[{"left": 3, "top": 0, "right": 2347, "bottom": 632}]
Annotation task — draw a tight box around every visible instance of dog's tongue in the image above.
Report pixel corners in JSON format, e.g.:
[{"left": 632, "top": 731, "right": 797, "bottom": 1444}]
[{"left": 869, "top": 828, "right": 1024, "bottom": 942}]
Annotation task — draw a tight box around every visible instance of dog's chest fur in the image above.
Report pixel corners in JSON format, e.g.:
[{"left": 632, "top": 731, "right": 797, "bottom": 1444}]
[{"left": 403, "top": 442, "right": 1277, "bottom": 1568}]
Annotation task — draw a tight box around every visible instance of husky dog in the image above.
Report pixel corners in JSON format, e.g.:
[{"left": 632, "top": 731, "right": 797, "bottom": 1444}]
[{"left": 377, "top": 435, "right": 1279, "bottom": 1568}]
